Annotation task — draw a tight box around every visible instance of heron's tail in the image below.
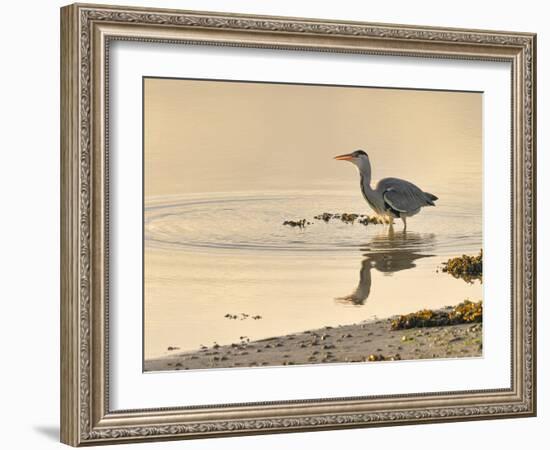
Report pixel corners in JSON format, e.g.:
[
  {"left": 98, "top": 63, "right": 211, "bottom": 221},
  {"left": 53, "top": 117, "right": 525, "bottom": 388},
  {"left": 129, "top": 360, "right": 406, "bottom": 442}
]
[{"left": 424, "top": 192, "right": 438, "bottom": 206}]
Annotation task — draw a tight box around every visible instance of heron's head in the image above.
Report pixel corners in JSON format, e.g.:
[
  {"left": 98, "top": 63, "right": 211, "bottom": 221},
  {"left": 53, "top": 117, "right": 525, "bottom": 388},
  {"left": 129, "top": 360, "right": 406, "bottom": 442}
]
[{"left": 334, "top": 150, "right": 370, "bottom": 172}]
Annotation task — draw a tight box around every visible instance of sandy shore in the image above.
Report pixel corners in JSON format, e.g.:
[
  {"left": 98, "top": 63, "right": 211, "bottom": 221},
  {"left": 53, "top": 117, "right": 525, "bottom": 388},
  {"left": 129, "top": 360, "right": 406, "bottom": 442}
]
[{"left": 145, "top": 310, "right": 482, "bottom": 372}]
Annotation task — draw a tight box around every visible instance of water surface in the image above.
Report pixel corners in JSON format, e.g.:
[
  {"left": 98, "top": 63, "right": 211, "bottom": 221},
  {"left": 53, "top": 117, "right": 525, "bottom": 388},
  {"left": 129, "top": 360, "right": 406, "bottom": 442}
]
[{"left": 144, "top": 189, "right": 481, "bottom": 359}]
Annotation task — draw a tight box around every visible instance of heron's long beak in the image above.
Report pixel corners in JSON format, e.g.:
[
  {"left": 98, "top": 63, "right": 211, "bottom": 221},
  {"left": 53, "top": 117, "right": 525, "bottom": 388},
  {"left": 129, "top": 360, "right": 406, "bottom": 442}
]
[{"left": 334, "top": 153, "right": 354, "bottom": 161}]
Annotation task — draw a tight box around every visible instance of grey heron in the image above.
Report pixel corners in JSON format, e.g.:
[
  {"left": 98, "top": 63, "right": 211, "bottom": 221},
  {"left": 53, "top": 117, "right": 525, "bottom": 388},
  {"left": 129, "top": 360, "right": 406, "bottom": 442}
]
[{"left": 334, "top": 150, "right": 438, "bottom": 230}]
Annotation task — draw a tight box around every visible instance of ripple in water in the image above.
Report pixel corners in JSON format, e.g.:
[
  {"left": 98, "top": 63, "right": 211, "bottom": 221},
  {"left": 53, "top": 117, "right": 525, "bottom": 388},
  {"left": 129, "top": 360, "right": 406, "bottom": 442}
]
[{"left": 144, "top": 191, "right": 481, "bottom": 256}]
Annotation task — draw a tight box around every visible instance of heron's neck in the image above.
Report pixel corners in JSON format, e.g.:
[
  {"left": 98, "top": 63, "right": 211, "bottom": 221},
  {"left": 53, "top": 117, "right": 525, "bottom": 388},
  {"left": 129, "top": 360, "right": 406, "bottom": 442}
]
[
  {"left": 356, "top": 160, "right": 373, "bottom": 190},
  {"left": 357, "top": 161, "right": 384, "bottom": 214}
]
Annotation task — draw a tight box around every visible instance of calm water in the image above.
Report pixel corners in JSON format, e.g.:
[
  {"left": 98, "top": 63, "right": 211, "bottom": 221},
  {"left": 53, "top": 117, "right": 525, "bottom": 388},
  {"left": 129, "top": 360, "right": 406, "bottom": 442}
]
[{"left": 144, "top": 187, "right": 482, "bottom": 359}]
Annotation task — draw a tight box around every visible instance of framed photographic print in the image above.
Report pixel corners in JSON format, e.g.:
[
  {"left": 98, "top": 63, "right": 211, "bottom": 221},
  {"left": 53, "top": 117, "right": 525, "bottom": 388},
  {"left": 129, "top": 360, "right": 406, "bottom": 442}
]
[{"left": 60, "top": 3, "right": 536, "bottom": 446}]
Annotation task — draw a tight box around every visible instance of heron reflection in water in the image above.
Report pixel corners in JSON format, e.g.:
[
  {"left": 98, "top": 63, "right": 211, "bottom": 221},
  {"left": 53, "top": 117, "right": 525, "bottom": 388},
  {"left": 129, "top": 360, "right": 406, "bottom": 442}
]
[{"left": 336, "top": 230, "right": 435, "bottom": 305}]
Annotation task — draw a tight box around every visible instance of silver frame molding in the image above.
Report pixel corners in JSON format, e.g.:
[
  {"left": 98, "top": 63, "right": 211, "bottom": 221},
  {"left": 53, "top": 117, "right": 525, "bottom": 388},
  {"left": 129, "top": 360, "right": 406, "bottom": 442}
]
[{"left": 60, "top": 3, "right": 536, "bottom": 446}]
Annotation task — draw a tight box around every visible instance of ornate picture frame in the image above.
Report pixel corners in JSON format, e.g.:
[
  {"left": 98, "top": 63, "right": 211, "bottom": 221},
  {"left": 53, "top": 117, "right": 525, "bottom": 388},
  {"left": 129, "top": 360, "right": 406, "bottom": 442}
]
[{"left": 60, "top": 3, "right": 536, "bottom": 446}]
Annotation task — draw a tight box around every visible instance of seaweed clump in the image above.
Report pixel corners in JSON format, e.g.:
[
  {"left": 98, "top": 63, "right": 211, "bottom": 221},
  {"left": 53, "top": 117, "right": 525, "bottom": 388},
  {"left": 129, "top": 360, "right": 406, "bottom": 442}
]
[
  {"left": 339, "top": 213, "right": 360, "bottom": 223},
  {"left": 224, "top": 313, "right": 263, "bottom": 320},
  {"left": 314, "top": 212, "right": 334, "bottom": 222},
  {"left": 441, "top": 250, "right": 483, "bottom": 283},
  {"left": 313, "top": 212, "right": 387, "bottom": 225},
  {"left": 366, "top": 353, "right": 402, "bottom": 362},
  {"left": 358, "top": 216, "right": 387, "bottom": 225},
  {"left": 283, "top": 219, "right": 310, "bottom": 228},
  {"left": 390, "top": 300, "right": 482, "bottom": 330},
  {"left": 448, "top": 300, "right": 483, "bottom": 324}
]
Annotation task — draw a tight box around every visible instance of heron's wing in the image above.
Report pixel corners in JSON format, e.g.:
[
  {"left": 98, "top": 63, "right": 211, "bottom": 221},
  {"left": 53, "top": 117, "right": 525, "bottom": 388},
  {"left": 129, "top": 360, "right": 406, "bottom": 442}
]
[{"left": 378, "top": 178, "right": 432, "bottom": 213}]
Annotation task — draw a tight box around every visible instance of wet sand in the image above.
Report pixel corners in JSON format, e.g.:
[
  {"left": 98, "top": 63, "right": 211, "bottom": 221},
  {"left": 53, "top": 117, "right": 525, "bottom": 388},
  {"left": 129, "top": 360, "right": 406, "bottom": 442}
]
[{"left": 145, "top": 308, "right": 482, "bottom": 371}]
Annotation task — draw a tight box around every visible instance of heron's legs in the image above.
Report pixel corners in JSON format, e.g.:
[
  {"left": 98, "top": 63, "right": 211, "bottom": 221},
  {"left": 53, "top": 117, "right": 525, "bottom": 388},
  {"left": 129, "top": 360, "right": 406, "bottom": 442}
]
[
  {"left": 387, "top": 223, "right": 395, "bottom": 239},
  {"left": 401, "top": 216, "right": 407, "bottom": 231}
]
